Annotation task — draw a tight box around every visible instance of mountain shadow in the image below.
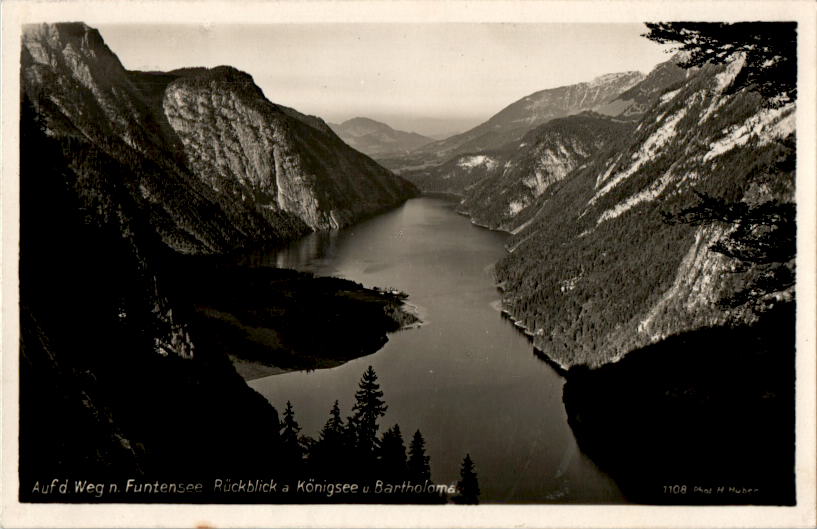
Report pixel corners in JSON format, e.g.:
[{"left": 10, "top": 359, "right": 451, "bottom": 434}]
[{"left": 562, "top": 303, "right": 795, "bottom": 505}]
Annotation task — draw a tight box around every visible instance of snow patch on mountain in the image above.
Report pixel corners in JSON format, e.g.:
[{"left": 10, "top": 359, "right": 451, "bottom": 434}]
[
  {"left": 457, "top": 155, "right": 497, "bottom": 170},
  {"left": 589, "top": 71, "right": 641, "bottom": 88}
]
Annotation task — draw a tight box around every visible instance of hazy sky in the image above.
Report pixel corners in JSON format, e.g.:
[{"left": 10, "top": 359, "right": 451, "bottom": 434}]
[{"left": 98, "top": 23, "right": 671, "bottom": 136}]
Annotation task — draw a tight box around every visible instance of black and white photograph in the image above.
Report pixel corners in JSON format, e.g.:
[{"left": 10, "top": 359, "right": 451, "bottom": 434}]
[{"left": 2, "top": 1, "right": 816, "bottom": 527}]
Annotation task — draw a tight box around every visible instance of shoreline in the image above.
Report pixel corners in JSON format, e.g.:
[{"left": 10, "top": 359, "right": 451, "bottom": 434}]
[
  {"left": 451, "top": 198, "right": 572, "bottom": 375},
  {"left": 498, "top": 307, "right": 570, "bottom": 375},
  {"left": 233, "top": 298, "right": 425, "bottom": 381}
]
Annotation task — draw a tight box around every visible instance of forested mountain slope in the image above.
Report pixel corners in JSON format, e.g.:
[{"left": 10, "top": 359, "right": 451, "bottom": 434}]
[
  {"left": 494, "top": 55, "right": 795, "bottom": 368},
  {"left": 459, "top": 114, "right": 634, "bottom": 231},
  {"left": 494, "top": 22, "right": 797, "bottom": 506}
]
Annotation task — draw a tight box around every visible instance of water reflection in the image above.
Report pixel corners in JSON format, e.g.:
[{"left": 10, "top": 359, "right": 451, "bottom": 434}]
[{"left": 239, "top": 230, "right": 341, "bottom": 272}]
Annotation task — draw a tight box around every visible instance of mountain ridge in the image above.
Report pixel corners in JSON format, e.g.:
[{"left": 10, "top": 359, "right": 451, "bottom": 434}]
[
  {"left": 408, "top": 71, "right": 645, "bottom": 162},
  {"left": 329, "top": 116, "right": 435, "bottom": 158}
]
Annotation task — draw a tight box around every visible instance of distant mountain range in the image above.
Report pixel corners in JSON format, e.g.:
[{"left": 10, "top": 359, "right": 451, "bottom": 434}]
[
  {"left": 408, "top": 71, "right": 645, "bottom": 162},
  {"left": 329, "top": 117, "right": 435, "bottom": 158},
  {"left": 397, "top": 66, "right": 679, "bottom": 199}
]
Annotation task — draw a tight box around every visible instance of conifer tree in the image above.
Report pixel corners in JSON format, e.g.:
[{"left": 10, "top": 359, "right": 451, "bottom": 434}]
[
  {"left": 453, "top": 453, "right": 480, "bottom": 505},
  {"left": 407, "top": 429, "right": 431, "bottom": 483},
  {"left": 378, "top": 424, "right": 408, "bottom": 481},
  {"left": 349, "top": 366, "right": 388, "bottom": 458},
  {"left": 317, "top": 401, "right": 341, "bottom": 441},
  {"left": 311, "top": 400, "right": 347, "bottom": 478},
  {"left": 280, "top": 401, "right": 303, "bottom": 475}
]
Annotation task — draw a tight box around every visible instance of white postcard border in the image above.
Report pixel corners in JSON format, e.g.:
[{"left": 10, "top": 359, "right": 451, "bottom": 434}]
[{"left": 2, "top": 1, "right": 815, "bottom": 528}]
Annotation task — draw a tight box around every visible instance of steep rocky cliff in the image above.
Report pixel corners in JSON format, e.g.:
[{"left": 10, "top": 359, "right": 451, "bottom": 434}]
[
  {"left": 162, "top": 68, "right": 417, "bottom": 232},
  {"left": 22, "top": 23, "right": 291, "bottom": 253}
]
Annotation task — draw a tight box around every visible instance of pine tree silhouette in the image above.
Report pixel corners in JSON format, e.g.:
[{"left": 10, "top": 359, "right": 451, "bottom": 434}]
[
  {"left": 379, "top": 424, "right": 408, "bottom": 481},
  {"left": 280, "top": 400, "right": 303, "bottom": 476},
  {"left": 319, "top": 400, "right": 345, "bottom": 445},
  {"left": 453, "top": 453, "right": 480, "bottom": 504},
  {"left": 310, "top": 400, "right": 348, "bottom": 478},
  {"left": 348, "top": 366, "right": 388, "bottom": 469},
  {"left": 408, "top": 429, "right": 431, "bottom": 483}
]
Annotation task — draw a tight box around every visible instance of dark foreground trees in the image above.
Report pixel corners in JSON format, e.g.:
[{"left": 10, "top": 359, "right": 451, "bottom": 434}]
[
  {"left": 280, "top": 366, "right": 465, "bottom": 503},
  {"left": 408, "top": 430, "right": 432, "bottom": 482},
  {"left": 280, "top": 401, "right": 304, "bottom": 477},
  {"left": 379, "top": 424, "right": 408, "bottom": 481},
  {"left": 348, "top": 365, "right": 388, "bottom": 473},
  {"left": 453, "top": 454, "right": 481, "bottom": 504}
]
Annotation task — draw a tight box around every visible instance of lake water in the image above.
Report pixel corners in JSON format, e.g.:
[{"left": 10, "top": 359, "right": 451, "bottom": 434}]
[{"left": 247, "top": 196, "right": 623, "bottom": 503}]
